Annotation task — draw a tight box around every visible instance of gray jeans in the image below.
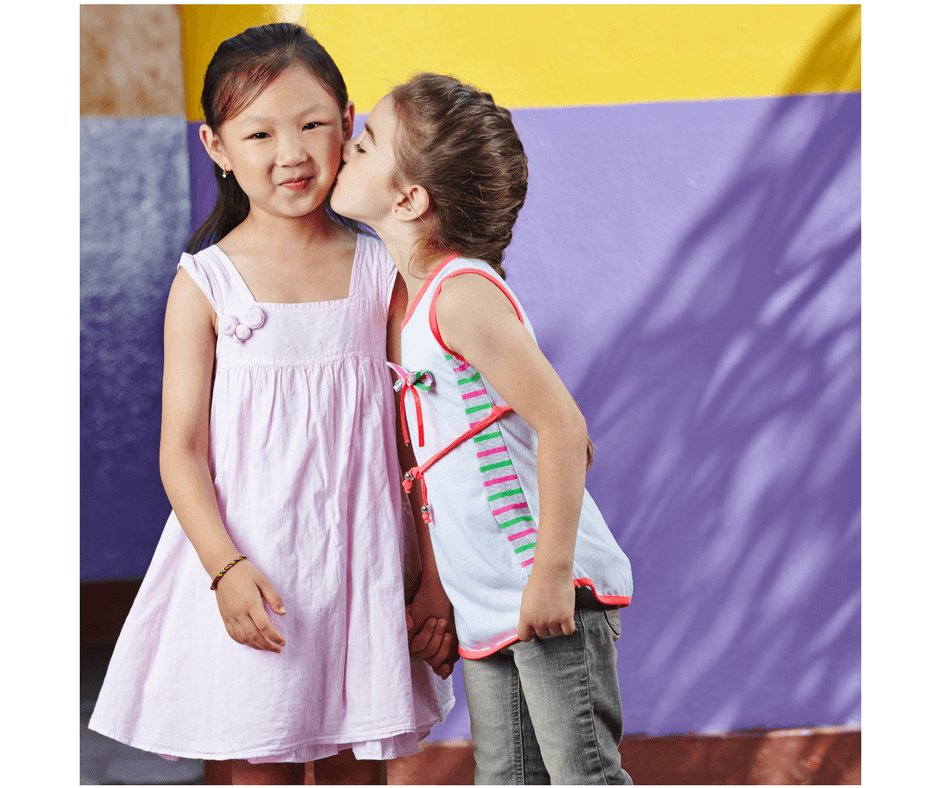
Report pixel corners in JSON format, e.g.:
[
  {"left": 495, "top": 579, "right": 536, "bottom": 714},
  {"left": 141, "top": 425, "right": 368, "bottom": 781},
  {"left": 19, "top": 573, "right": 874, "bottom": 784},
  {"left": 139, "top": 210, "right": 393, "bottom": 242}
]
[{"left": 462, "top": 587, "right": 632, "bottom": 785}]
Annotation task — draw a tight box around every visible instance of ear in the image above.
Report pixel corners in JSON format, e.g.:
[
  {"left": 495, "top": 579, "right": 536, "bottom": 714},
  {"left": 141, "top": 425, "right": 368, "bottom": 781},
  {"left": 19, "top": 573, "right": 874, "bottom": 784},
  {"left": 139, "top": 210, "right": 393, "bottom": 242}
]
[
  {"left": 341, "top": 100, "right": 356, "bottom": 141},
  {"left": 199, "top": 124, "right": 229, "bottom": 172},
  {"left": 393, "top": 184, "right": 432, "bottom": 223}
]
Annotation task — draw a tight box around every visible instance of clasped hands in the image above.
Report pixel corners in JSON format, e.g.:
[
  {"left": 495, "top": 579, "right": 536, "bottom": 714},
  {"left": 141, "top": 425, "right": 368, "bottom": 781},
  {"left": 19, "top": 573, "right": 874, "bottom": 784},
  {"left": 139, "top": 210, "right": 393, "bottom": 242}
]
[{"left": 406, "top": 581, "right": 460, "bottom": 679}]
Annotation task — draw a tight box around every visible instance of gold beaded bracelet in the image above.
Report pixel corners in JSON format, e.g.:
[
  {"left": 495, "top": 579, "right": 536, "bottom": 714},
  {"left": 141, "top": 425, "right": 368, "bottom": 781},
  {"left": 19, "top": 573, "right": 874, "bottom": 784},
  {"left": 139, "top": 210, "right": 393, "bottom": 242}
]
[{"left": 210, "top": 555, "right": 247, "bottom": 590}]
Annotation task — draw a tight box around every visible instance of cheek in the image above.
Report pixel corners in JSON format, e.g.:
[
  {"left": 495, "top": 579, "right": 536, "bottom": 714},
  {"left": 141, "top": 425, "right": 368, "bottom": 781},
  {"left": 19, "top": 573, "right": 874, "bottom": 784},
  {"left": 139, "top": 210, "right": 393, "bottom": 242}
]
[{"left": 323, "top": 134, "right": 345, "bottom": 167}]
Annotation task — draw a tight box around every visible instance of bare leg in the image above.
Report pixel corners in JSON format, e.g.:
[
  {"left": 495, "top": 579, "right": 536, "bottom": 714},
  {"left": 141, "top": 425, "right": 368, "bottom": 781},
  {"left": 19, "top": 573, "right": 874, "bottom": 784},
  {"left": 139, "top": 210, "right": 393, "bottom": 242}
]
[
  {"left": 310, "top": 748, "right": 387, "bottom": 785},
  {"left": 231, "top": 759, "right": 305, "bottom": 785}
]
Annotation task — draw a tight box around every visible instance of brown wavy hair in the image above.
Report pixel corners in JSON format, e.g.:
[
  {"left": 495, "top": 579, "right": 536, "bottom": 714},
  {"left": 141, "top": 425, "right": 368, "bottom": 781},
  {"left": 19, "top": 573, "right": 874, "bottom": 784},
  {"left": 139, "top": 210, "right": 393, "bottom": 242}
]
[
  {"left": 390, "top": 74, "right": 595, "bottom": 468},
  {"left": 186, "top": 23, "right": 355, "bottom": 253},
  {"left": 389, "top": 73, "right": 528, "bottom": 279}
]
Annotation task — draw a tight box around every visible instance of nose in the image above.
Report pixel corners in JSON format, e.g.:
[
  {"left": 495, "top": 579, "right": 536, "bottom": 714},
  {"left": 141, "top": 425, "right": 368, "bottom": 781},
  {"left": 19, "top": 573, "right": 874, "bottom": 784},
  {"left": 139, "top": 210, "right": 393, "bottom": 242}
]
[{"left": 276, "top": 132, "right": 308, "bottom": 168}]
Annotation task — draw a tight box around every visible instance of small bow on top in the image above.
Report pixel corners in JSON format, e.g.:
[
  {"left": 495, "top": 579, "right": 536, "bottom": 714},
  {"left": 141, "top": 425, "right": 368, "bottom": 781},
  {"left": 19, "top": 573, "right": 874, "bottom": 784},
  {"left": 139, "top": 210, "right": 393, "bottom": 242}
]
[{"left": 387, "top": 363, "right": 433, "bottom": 448}]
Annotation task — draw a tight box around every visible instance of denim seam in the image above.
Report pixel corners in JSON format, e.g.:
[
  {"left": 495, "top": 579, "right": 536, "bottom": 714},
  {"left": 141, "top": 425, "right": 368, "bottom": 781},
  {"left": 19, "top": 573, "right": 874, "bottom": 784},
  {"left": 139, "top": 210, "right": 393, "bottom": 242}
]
[{"left": 511, "top": 666, "right": 525, "bottom": 784}]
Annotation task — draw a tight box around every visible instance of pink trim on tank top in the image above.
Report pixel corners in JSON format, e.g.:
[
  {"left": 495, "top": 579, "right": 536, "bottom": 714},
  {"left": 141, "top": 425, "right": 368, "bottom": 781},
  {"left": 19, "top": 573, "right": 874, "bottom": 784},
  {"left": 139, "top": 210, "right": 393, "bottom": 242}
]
[
  {"left": 428, "top": 267, "right": 525, "bottom": 359},
  {"left": 457, "top": 580, "right": 631, "bottom": 659},
  {"left": 400, "top": 253, "right": 460, "bottom": 330},
  {"left": 573, "top": 578, "right": 632, "bottom": 607}
]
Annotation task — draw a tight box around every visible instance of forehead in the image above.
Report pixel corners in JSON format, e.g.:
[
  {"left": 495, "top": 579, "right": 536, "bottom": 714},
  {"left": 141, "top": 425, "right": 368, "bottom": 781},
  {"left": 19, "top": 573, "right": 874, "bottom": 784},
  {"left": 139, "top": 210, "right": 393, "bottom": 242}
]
[
  {"left": 228, "top": 64, "right": 340, "bottom": 123},
  {"left": 365, "top": 95, "right": 398, "bottom": 142}
]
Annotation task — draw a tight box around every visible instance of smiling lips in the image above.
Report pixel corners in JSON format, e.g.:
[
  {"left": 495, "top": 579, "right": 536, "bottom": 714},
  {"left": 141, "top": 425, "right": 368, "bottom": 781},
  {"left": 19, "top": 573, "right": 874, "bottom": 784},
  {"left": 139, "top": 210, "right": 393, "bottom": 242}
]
[{"left": 281, "top": 177, "right": 312, "bottom": 191}]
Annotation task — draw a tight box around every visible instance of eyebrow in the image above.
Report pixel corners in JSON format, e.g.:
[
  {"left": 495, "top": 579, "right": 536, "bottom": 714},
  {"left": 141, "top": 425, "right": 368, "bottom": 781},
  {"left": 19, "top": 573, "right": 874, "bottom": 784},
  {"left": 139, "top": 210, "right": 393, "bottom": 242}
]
[
  {"left": 364, "top": 122, "right": 376, "bottom": 144},
  {"left": 239, "top": 104, "right": 334, "bottom": 124}
]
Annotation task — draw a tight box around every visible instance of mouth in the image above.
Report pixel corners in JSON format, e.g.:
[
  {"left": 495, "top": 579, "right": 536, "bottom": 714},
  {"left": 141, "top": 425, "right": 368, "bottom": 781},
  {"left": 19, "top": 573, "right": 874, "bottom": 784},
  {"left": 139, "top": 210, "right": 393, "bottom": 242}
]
[{"left": 280, "top": 177, "right": 312, "bottom": 191}]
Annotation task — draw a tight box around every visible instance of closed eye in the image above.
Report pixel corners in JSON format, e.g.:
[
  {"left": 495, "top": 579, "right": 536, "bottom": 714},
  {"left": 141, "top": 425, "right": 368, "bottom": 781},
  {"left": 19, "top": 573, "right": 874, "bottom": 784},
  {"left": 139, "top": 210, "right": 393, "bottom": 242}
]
[{"left": 355, "top": 143, "right": 366, "bottom": 154}]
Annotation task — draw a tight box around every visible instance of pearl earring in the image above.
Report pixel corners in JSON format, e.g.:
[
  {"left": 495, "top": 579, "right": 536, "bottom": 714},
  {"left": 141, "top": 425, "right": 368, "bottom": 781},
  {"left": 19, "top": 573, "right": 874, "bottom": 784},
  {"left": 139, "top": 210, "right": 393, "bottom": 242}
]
[{"left": 222, "top": 168, "right": 228, "bottom": 179}]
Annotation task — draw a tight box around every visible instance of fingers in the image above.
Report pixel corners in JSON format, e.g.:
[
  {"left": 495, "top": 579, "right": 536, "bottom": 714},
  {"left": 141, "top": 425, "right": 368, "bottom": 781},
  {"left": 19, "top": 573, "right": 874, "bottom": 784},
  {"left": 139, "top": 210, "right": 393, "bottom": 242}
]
[
  {"left": 538, "top": 619, "right": 575, "bottom": 638},
  {"left": 410, "top": 618, "right": 447, "bottom": 661},
  {"left": 433, "top": 625, "right": 461, "bottom": 678},
  {"left": 247, "top": 606, "right": 286, "bottom": 652},
  {"left": 516, "top": 617, "right": 575, "bottom": 641},
  {"left": 424, "top": 632, "right": 453, "bottom": 670},
  {"left": 225, "top": 606, "right": 285, "bottom": 652},
  {"left": 259, "top": 579, "right": 287, "bottom": 616},
  {"left": 226, "top": 618, "right": 270, "bottom": 652},
  {"left": 408, "top": 617, "right": 437, "bottom": 653}
]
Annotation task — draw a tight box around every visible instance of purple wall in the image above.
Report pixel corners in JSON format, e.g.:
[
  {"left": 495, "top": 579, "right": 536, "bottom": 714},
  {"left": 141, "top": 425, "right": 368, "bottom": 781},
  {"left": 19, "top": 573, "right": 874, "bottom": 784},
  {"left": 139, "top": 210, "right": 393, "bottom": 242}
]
[
  {"left": 504, "top": 93, "right": 860, "bottom": 734},
  {"left": 80, "top": 116, "right": 189, "bottom": 580}
]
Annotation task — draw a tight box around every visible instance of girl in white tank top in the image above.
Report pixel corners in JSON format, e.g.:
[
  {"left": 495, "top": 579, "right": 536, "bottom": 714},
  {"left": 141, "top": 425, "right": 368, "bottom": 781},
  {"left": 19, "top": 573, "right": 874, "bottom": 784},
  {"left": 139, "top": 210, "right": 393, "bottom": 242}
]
[{"left": 331, "top": 73, "right": 634, "bottom": 783}]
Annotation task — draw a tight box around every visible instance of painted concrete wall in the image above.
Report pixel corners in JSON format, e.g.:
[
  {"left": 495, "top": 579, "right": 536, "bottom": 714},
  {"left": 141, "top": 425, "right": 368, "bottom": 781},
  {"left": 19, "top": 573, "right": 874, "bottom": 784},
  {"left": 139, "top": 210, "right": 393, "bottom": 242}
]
[{"left": 81, "top": 4, "right": 861, "bottom": 742}]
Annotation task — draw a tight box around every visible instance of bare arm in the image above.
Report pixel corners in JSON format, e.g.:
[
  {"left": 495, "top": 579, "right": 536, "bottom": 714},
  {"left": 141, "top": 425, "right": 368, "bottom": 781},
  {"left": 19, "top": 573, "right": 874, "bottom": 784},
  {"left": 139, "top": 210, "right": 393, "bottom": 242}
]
[
  {"left": 160, "top": 269, "right": 286, "bottom": 652},
  {"left": 435, "top": 274, "right": 589, "bottom": 641}
]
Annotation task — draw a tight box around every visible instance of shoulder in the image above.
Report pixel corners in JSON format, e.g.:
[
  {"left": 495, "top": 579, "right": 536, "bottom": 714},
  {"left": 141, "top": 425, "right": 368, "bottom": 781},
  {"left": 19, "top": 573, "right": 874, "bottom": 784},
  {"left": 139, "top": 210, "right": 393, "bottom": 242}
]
[
  {"left": 433, "top": 263, "right": 527, "bottom": 359},
  {"left": 434, "top": 264, "right": 521, "bottom": 325},
  {"left": 175, "top": 247, "right": 227, "bottom": 313},
  {"left": 178, "top": 245, "right": 223, "bottom": 278},
  {"left": 165, "top": 266, "right": 216, "bottom": 337}
]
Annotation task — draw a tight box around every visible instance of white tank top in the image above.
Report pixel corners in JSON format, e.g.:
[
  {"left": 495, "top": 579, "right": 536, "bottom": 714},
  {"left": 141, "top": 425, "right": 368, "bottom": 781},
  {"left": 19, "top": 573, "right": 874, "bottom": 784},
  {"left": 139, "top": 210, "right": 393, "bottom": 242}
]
[{"left": 395, "top": 255, "right": 633, "bottom": 658}]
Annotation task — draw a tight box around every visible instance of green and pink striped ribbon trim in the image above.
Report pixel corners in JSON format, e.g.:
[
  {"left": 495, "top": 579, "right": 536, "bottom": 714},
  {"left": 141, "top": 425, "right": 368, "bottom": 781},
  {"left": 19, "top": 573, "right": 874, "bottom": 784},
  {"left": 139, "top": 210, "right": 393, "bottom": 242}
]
[{"left": 446, "top": 352, "right": 538, "bottom": 571}]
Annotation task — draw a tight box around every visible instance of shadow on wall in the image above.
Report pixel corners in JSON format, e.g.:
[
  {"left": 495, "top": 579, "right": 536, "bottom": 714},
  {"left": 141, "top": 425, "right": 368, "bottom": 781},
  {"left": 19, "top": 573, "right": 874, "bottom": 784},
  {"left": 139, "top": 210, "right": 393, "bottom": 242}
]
[
  {"left": 567, "top": 8, "right": 860, "bottom": 733},
  {"left": 784, "top": 5, "right": 861, "bottom": 96}
]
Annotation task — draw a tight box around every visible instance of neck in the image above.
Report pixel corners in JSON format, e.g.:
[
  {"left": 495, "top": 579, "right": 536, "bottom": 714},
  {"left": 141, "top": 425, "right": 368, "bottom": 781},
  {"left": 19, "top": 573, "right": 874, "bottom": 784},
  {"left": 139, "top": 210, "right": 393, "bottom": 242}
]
[
  {"left": 369, "top": 222, "right": 454, "bottom": 307},
  {"left": 240, "top": 204, "right": 346, "bottom": 253}
]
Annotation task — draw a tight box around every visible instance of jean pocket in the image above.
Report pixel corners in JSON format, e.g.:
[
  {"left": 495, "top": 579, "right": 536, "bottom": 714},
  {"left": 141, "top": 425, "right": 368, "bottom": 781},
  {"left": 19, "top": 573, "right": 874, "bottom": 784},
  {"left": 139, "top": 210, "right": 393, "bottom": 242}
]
[{"left": 604, "top": 607, "right": 622, "bottom": 641}]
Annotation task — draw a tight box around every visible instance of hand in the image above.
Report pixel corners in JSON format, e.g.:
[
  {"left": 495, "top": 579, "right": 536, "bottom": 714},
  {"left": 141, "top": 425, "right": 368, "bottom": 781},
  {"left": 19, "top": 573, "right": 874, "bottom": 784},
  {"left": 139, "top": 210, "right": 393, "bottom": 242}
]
[
  {"left": 213, "top": 560, "right": 287, "bottom": 652},
  {"left": 516, "top": 570, "right": 576, "bottom": 642},
  {"left": 406, "top": 582, "right": 459, "bottom": 678},
  {"left": 406, "top": 609, "right": 453, "bottom": 678}
]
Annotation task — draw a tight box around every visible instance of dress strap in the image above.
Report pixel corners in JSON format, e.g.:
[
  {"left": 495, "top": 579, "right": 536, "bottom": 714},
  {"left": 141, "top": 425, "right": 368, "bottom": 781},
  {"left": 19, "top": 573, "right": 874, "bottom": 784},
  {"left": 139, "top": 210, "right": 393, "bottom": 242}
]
[{"left": 206, "top": 246, "right": 260, "bottom": 309}]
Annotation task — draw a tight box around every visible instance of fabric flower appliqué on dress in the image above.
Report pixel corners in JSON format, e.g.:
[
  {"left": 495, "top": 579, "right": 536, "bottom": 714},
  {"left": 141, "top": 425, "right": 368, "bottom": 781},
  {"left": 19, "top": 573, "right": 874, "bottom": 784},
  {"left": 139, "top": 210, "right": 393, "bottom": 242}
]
[{"left": 219, "top": 306, "right": 266, "bottom": 343}]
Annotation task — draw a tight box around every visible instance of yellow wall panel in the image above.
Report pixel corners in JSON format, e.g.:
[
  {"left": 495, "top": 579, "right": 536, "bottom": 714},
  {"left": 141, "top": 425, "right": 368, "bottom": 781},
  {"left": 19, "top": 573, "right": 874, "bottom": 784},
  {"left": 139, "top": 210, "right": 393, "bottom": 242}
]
[{"left": 181, "top": 4, "right": 860, "bottom": 121}]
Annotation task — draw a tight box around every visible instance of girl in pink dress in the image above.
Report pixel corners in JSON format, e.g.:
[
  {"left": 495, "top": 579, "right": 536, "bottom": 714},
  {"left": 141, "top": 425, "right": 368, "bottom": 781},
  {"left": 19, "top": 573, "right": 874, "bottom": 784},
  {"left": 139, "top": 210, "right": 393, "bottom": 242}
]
[{"left": 88, "top": 24, "right": 453, "bottom": 785}]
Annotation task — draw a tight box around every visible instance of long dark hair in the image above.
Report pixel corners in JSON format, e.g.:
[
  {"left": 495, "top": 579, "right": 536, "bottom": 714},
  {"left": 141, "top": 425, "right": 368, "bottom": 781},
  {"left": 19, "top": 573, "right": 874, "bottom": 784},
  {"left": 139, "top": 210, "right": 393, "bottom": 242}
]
[
  {"left": 389, "top": 73, "right": 528, "bottom": 279},
  {"left": 186, "top": 23, "right": 350, "bottom": 254}
]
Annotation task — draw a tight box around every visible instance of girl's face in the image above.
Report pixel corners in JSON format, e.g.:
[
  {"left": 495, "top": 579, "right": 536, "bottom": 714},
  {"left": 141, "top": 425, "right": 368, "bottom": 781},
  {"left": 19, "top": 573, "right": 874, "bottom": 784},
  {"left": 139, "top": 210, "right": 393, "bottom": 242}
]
[
  {"left": 330, "top": 94, "right": 402, "bottom": 227},
  {"left": 204, "top": 64, "right": 354, "bottom": 222}
]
